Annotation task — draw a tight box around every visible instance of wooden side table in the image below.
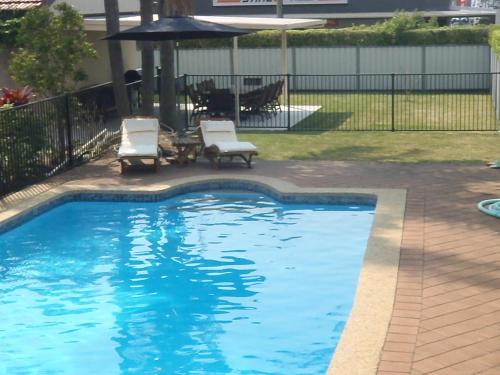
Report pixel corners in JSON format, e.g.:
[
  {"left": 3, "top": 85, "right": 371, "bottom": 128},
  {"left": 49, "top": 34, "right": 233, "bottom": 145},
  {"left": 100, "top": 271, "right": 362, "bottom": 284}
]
[{"left": 173, "top": 136, "right": 202, "bottom": 165}]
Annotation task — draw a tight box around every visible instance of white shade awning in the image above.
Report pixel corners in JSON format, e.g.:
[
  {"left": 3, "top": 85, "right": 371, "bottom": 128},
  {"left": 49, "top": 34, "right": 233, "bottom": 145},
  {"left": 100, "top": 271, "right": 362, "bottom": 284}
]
[
  {"left": 194, "top": 16, "right": 326, "bottom": 30},
  {"left": 84, "top": 15, "right": 326, "bottom": 32}
]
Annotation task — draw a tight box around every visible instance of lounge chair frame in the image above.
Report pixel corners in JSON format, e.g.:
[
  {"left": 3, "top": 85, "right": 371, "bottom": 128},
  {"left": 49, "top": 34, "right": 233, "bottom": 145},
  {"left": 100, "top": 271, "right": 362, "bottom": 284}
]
[
  {"left": 199, "top": 120, "right": 258, "bottom": 169},
  {"left": 203, "top": 146, "right": 256, "bottom": 169}
]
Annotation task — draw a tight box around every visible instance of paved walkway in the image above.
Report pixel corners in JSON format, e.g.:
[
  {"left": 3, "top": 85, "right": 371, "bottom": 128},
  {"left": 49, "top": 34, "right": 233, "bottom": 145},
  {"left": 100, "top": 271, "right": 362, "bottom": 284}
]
[{"left": 1, "top": 157, "right": 500, "bottom": 374}]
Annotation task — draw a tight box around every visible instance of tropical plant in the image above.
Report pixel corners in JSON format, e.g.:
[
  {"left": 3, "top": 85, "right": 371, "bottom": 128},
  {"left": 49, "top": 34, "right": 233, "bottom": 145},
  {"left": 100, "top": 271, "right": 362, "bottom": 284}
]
[
  {"left": 9, "top": 3, "right": 97, "bottom": 96},
  {"left": 0, "top": 86, "right": 32, "bottom": 107}
]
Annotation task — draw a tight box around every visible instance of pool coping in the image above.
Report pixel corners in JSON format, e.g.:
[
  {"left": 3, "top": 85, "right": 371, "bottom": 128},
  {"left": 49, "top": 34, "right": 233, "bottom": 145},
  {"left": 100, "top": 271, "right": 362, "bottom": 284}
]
[{"left": 0, "top": 175, "right": 406, "bottom": 375}]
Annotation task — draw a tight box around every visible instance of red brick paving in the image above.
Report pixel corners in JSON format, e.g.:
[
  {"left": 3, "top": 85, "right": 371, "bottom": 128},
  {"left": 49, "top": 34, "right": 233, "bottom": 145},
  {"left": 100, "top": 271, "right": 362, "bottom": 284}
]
[{"left": 2, "top": 158, "right": 500, "bottom": 374}]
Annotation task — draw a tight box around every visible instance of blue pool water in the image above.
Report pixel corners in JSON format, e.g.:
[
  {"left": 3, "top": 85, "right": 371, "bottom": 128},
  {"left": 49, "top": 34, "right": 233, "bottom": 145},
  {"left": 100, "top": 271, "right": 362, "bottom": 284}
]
[{"left": 0, "top": 192, "right": 374, "bottom": 375}]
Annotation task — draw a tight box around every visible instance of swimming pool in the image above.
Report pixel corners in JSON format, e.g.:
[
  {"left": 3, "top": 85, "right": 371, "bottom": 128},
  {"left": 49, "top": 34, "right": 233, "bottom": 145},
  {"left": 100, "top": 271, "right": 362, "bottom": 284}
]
[{"left": 0, "top": 191, "right": 374, "bottom": 375}]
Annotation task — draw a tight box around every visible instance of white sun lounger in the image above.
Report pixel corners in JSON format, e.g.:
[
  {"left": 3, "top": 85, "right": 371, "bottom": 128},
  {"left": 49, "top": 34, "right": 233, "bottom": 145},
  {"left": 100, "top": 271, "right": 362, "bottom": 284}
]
[
  {"left": 118, "top": 117, "right": 161, "bottom": 173},
  {"left": 200, "top": 120, "right": 258, "bottom": 168}
]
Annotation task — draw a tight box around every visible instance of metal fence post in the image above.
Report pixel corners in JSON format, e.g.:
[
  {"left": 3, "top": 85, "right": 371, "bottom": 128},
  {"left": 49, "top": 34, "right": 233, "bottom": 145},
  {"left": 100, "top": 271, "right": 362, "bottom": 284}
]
[
  {"left": 184, "top": 74, "right": 189, "bottom": 130},
  {"left": 64, "top": 93, "right": 74, "bottom": 168},
  {"left": 391, "top": 73, "right": 396, "bottom": 132},
  {"left": 287, "top": 73, "right": 291, "bottom": 131},
  {"left": 156, "top": 66, "right": 161, "bottom": 98}
]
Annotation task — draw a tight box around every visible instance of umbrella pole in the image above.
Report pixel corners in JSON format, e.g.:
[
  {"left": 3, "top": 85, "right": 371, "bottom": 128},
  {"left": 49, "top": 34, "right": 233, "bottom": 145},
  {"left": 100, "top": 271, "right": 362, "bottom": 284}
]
[
  {"left": 233, "top": 36, "right": 241, "bottom": 128},
  {"left": 281, "top": 30, "right": 288, "bottom": 107}
]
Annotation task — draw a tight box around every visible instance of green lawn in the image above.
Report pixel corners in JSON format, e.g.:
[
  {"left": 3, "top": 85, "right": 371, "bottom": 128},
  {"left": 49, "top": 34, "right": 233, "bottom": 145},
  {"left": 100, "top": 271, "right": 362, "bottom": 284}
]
[
  {"left": 238, "top": 131, "right": 500, "bottom": 163},
  {"left": 290, "top": 92, "right": 498, "bottom": 131}
]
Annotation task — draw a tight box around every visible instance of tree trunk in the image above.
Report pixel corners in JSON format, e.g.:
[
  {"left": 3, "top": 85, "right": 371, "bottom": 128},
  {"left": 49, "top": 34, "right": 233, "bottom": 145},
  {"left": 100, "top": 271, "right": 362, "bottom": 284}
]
[
  {"left": 158, "top": 0, "right": 177, "bottom": 130},
  {"left": 140, "top": 0, "right": 155, "bottom": 116},
  {"left": 104, "top": 0, "right": 130, "bottom": 118},
  {"left": 158, "top": 0, "right": 192, "bottom": 130}
]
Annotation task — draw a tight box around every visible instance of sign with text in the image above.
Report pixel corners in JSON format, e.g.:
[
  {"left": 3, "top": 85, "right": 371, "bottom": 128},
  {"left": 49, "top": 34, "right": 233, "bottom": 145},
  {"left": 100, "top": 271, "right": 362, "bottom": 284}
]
[{"left": 214, "top": 0, "right": 347, "bottom": 6}]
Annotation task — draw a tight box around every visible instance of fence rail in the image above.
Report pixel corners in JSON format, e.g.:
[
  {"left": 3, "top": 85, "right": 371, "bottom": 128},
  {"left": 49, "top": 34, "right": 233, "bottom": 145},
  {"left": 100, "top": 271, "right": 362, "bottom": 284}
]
[{"left": 1, "top": 71, "right": 498, "bottom": 198}]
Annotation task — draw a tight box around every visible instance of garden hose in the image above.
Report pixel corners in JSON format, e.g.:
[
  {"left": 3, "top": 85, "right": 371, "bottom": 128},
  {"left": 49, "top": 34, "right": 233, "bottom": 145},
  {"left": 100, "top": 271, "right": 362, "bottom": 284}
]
[{"left": 477, "top": 199, "right": 500, "bottom": 219}]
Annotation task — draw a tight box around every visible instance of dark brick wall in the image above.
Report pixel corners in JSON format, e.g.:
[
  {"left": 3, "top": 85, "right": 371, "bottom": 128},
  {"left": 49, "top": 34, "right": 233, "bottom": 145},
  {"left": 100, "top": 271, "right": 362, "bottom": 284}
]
[{"left": 192, "top": 0, "right": 453, "bottom": 16}]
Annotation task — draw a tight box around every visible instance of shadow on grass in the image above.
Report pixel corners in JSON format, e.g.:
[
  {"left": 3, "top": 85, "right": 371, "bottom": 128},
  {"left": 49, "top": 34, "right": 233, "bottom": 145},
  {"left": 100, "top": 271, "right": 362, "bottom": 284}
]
[{"left": 291, "top": 112, "right": 354, "bottom": 132}]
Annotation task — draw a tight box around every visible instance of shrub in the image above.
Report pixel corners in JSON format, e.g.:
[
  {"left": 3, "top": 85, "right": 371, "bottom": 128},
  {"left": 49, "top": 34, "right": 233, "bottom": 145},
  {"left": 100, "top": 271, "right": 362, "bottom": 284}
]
[
  {"left": 0, "top": 86, "right": 32, "bottom": 107},
  {"left": 0, "top": 17, "right": 22, "bottom": 47},
  {"left": 180, "top": 25, "right": 491, "bottom": 49},
  {"left": 490, "top": 26, "right": 500, "bottom": 57},
  {"left": 0, "top": 107, "right": 51, "bottom": 185}
]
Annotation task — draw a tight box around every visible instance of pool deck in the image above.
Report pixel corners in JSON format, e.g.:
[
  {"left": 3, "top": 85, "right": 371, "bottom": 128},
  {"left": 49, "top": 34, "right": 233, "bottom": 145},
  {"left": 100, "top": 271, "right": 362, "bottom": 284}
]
[{"left": 1, "top": 156, "right": 500, "bottom": 375}]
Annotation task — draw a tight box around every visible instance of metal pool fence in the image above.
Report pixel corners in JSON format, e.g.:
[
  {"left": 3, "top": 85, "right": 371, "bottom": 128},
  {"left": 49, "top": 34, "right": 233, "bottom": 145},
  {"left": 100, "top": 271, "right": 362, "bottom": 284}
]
[
  {"left": 0, "top": 80, "right": 144, "bottom": 198},
  {"left": 182, "top": 73, "right": 499, "bottom": 132},
  {"left": 1, "top": 72, "right": 498, "bottom": 198}
]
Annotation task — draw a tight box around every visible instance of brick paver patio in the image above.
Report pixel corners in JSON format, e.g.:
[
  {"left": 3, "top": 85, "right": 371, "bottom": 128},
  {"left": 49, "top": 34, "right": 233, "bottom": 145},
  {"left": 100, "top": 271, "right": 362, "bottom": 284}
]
[{"left": 1, "top": 157, "right": 499, "bottom": 374}]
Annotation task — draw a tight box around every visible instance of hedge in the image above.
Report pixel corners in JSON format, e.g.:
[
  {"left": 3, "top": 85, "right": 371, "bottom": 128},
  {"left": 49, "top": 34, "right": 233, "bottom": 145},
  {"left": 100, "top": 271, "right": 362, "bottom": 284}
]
[
  {"left": 490, "top": 26, "right": 500, "bottom": 57},
  {"left": 179, "top": 25, "right": 490, "bottom": 49}
]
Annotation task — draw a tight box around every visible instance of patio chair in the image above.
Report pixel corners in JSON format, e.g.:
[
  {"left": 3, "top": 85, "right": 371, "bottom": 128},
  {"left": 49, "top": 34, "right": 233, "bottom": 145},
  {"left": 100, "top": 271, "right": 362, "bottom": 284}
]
[
  {"left": 186, "top": 84, "right": 207, "bottom": 120},
  {"left": 199, "top": 120, "right": 258, "bottom": 169},
  {"left": 197, "top": 79, "right": 217, "bottom": 94},
  {"left": 255, "top": 85, "right": 275, "bottom": 119},
  {"left": 269, "top": 80, "right": 284, "bottom": 113},
  {"left": 118, "top": 117, "right": 161, "bottom": 174}
]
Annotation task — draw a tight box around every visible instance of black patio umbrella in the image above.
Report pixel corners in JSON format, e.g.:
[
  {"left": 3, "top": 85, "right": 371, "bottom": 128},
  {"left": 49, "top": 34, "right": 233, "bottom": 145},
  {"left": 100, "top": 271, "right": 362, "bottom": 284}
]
[{"left": 104, "top": 16, "right": 252, "bottom": 41}]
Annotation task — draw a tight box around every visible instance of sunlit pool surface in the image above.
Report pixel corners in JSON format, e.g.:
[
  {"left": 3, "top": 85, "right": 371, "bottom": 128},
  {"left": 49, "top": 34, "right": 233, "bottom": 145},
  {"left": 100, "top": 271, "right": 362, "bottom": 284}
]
[{"left": 0, "top": 191, "right": 374, "bottom": 375}]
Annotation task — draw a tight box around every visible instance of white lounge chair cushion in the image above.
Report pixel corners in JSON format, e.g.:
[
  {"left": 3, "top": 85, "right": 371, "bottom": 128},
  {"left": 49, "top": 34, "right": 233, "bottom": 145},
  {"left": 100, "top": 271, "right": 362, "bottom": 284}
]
[
  {"left": 200, "top": 120, "right": 257, "bottom": 154},
  {"left": 200, "top": 120, "right": 238, "bottom": 144},
  {"left": 209, "top": 141, "right": 257, "bottom": 154},
  {"left": 118, "top": 118, "right": 160, "bottom": 158},
  {"left": 118, "top": 144, "right": 159, "bottom": 158},
  {"left": 124, "top": 118, "right": 159, "bottom": 133}
]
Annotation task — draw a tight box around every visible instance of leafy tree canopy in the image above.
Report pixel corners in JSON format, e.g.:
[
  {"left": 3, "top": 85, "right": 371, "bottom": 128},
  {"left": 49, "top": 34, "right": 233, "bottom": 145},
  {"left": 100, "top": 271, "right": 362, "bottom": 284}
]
[
  {"left": 0, "top": 16, "right": 22, "bottom": 47},
  {"left": 9, "top": 3, "right": 97, "bottom": 96}
]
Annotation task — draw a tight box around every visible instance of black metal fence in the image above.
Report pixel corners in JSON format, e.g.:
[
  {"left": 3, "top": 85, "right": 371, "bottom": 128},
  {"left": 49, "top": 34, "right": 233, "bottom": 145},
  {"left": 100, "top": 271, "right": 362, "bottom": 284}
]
[
  {"left": 183, "top": 73, "right": 499, "bottom": 132},
  {"left": 0, "top": 80, "right": 145, "bottom": 198}
]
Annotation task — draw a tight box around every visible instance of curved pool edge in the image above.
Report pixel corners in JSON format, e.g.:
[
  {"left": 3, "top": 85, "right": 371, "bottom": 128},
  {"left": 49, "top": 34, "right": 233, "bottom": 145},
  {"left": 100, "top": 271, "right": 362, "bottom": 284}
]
[{"left": 0, "top": 174, "right": 406, "bottom": 375}]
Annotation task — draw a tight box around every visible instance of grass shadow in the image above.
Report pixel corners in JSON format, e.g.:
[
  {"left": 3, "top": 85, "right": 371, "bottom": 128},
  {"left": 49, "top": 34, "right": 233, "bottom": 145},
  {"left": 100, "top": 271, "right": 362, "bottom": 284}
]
[{"left": 291, "top": 112, "right": 354, "bottom": 132}]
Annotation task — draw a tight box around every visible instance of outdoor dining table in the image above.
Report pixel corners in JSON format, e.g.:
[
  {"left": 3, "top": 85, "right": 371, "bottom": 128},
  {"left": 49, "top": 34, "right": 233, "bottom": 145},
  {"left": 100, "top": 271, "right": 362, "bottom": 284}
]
[
  {"left": 203, "top": 85, "right": 265, "bottom": 115},
  {"left": 204, "top": 89, "right": 237, "bottom": 115}
]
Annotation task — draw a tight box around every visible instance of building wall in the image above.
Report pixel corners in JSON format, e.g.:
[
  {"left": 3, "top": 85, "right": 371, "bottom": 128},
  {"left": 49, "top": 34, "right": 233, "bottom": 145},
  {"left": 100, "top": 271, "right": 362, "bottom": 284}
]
[
  {"left": 52, "top": 0, "right": 139, "bottom": 15},
  {"left": 80, "top": 31, "right": 140, "bottom": 87},
  {"left": 192, "top": 0, "right": 453, "bottom": 17},
  {"left": 52, "top": 0, "right": 454, "bottom": 17}
]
